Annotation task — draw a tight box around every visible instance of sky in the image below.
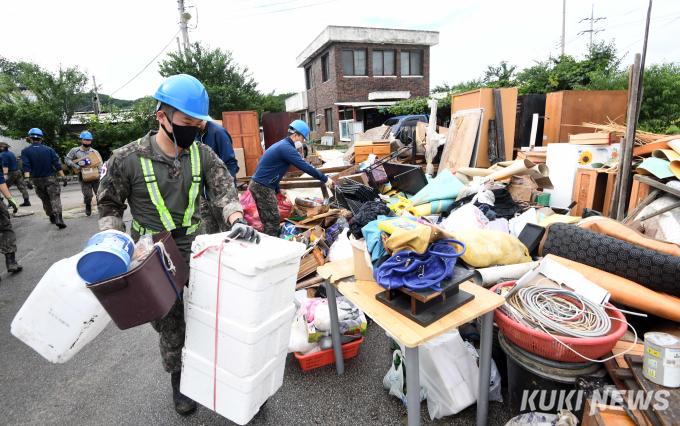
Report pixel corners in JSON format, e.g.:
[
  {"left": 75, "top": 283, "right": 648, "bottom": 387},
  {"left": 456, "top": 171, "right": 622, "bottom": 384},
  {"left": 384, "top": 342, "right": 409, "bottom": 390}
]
[{"left": 2, "top": 0, "right": 679, "bottom": 101}]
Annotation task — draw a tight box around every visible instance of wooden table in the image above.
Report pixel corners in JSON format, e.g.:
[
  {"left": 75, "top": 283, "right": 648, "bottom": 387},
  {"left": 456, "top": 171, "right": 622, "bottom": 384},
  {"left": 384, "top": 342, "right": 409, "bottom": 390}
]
[{"left": 328, "top": 278, "right": 505, "bottom": 426}]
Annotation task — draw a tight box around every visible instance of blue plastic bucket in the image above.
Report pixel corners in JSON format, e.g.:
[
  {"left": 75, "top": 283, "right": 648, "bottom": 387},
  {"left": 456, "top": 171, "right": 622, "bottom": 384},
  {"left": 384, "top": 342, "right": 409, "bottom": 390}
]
[{"left": 77, "top": 231, "right": 135, "bottom": 284}]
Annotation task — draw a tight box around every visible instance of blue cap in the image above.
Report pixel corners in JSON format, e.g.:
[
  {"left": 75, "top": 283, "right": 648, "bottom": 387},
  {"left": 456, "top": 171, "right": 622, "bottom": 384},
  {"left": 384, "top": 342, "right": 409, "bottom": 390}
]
[
  {"left": 28, "top": 128, "right": 43, "bottom": 137},
  {"left": 153, "top": 74, "right": 212, "bottom": 121},
  {"left": 80, "top": 131, "right": 93, "bottom": 140},
  {"left": 289, "top": 119, "right": 310, "bottom": 139}
]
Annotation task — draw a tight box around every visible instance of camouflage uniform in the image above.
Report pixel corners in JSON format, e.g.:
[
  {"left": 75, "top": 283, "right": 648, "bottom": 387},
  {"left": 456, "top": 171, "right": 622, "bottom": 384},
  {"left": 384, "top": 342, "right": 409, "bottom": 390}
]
[
  {"left": 199, "top": 197, "right": 231, "bottom": 235},
  {"left": 0, "top": 199, "right": 17, "bottom": 254},
  {"left": 4, "top": 171, "right": 29, "bottom": 200},
  {"left": 248, "top": 180, "right": 280, "bottom": 237},
  {"left": 97, "top": 130, "right": 242, "bottom": 373},
  {"left": 33, "top": 176, "right": 62, "bottom": 216},
  {"left": 80, "top": 180, "right": 99, "bottom": 205}
]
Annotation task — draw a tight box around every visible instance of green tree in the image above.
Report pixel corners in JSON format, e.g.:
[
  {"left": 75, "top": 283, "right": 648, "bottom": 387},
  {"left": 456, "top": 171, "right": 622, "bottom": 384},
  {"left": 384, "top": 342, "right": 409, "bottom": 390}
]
[
  {"left": 0, "top": 57, "right": 90, "bottom": 156},
  {"left": 483, "top": 61, "right": 517, "bottom": 88},
  {"left": 158, "top": 42, "right": 288, "bottom": 119},
  {"left": 431, "top": 78, "right": 485, "bottom": 94}
]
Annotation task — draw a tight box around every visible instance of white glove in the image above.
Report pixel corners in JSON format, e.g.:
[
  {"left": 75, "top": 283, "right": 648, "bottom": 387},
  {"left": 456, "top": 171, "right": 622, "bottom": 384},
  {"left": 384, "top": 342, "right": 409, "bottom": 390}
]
[{"left": 324, "top": 179, "right": 335, "bottom": 189}]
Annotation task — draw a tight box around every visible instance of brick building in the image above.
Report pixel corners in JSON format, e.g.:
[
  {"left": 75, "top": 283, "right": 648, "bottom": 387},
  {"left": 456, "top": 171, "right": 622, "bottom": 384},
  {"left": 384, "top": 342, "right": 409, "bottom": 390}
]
[{"left": 285, "top": 26, "right": 439, "bottom": 144}]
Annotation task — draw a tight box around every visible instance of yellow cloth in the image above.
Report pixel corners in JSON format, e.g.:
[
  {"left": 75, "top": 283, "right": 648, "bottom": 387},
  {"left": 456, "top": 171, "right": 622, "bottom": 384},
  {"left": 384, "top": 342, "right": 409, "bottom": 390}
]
[
  {"left": 386, "top": 225, "right": 454, "bottom": 254},
  {"left": 449, "top": 229, "right": 532, "bottom": 268}
]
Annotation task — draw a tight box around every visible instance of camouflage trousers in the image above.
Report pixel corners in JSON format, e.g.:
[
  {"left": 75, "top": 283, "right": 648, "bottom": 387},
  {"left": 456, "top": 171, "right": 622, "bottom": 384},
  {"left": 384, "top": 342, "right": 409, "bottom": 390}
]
[
  {"left": 80, "top": 179, "right": 99, "bottom": 205},
  {"left": 150, "top": 297, "right": 185, "bottom": 374},
  {"left": 249, "top": 180, "right": 280, "bottom": 237},
  {"left": 0, "top": 200, "right": 16, "bottom": 254},
  {"left": 5, "top": 170, "right": 29, "bottom": 200},
  {"left": 200, "top": 197, "right": 231, "bottom": 235},
  {"left": 33, "top": 176, "right": 62, "bottom": 216}
]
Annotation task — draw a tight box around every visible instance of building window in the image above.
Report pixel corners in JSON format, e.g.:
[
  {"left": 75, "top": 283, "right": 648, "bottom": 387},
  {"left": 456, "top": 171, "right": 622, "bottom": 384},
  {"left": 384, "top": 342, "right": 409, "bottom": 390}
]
[
  {"left": 325, "top": 108, "right": 333, "bottom": 132},
  {"left": 342, "top": 50, "right": 366, "bottom": 76},
  {"left": 321, "top": 54, "right": 330, "bottom": 82},
  {"left": 300, "top": 111, "right": 307, "bottom": 124},
  {"left": 400, "top": 51, "right": 422, "bottom": 76},
  {"left": 373, "top": 51, "right": 395, "bottom": 76},
  {"left": 305, "top": 66, "right": 313, "bottom": 90}
]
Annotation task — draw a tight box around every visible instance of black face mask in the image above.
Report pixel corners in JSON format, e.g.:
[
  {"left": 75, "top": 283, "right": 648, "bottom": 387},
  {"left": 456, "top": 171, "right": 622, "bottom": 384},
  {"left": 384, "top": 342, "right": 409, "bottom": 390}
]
[
  {"left": 161, "top": 113, "right": 198, "bottom": 149},
  {"left": 82, "top": 143, "right": 91, "bottom": 148}
]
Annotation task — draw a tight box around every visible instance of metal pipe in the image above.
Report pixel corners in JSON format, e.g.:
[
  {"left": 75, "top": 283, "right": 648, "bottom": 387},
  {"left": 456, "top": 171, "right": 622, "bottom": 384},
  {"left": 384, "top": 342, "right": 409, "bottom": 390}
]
[
  {"left": 325, "top": 280, "right": 345, "bottom": 375},
  {"left": 477, "top": 311, "right": 494, "bottom": 426},
  {"left": 405, "top": 346, "right": 421, "bottom": 426}
]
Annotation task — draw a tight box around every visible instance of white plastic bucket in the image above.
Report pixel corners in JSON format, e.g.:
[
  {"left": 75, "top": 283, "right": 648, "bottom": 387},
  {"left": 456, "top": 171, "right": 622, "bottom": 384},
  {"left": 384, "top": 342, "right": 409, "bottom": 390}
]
[
  {"left": 77, "top": 230, "right": 134, "bottom": 284},
  {"left": 11, "top": 254, "right": 112, "bottom": 363}
]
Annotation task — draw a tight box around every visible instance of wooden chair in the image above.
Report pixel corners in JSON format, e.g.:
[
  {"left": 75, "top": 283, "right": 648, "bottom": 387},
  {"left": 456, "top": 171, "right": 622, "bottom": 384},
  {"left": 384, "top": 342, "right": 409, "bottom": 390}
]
[{"left": 307, "top": 154, "right": 322, "bottom": 168}]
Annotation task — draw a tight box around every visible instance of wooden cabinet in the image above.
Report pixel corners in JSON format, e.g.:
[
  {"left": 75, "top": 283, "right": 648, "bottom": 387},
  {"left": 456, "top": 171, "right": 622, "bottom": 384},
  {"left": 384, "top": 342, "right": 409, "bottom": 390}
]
[
  {"left": 354, "top": 141, "right": 391, "bottom": 163},
  {"left": 222, "top": 111, "right": 261, "bottom": 176},
  {"left": 571, "top": 168, "right": 609, "bottom": 216},
  {"left": 629, "top": 179, "right": 651, "bottom": 212}
]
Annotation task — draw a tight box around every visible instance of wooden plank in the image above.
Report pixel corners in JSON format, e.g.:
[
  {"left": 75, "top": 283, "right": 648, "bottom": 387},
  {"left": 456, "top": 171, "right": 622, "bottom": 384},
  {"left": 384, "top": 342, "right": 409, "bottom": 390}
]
[
  {"left": 493, "top": 89, "right": 506, "bottom": 162},
  {"left": 222, "top": 111, "right": 261, "bottom": 176},
  {"left": 336, "top": 279, "right": 505, "bottom": 347},
  {"left": 279, "top": 181, "right": 324, "bottom": 190},
  {"left": 624, "top": 189, "right": 661, "bottom": 224},
  {"left": 584, "top": 399, "right": 638, "bottom": 426},
  {"left": 613, "top": 340, "right": 646, "bottom": 368},
  {"left": 603, "top": 354, "right": 653, "bottom": 426},
  {"left": 438, "top": 110, "right": 482, "bottom": 174},
  {"left": 627, "top": 355, "right": 680, "bottom": 426},
  {"left": 603, "top": 173, "right": 617, "bottom": 217},
  {"left": 634, "top": 175, "right": 680, "bottom": 198}
]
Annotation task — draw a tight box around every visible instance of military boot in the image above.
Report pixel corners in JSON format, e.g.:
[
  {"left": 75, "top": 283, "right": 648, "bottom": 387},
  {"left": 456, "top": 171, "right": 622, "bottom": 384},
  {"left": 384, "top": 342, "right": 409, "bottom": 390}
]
[
  {"left": 85, "top": 203, "right": 92, "bottom": 216},
  {"left": 49, "top": 214, "right": 56, "bottom": 224},
  {"left": 19, "top": 198, "right": 30, "bottom": 207},
  {"left": 171, "top": 372, "right": 196, "bottom": 415},
  {"left": 5, "top": 253, "right": 22, "bottom": 273},
  {"left": 54, "top": 214, "right": 66, "bottom": 229}
]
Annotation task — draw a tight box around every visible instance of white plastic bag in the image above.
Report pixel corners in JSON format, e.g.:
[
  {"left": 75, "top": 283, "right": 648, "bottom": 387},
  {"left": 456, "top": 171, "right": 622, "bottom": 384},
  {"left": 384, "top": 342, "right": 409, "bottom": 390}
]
[
  {"left": 383, "top": 349, "right": 426, "bottom": 406},
  {"left": 328, "top": 228, "right": 353, "bottom": 262},
  {"left": 419, "top": 329, "right": 479, "bottom": 419},
  {"left": 288, "top": 316, "right": 318, "bottom": 354},
  {"left": 441, "top": 203, "right": 489, "bottom": 233},
  {"left": 466, "top": 342, "right": 503, "bottom": 403},
  {"left": 504, "top": 410, "right": 578, "bottom": 426}
]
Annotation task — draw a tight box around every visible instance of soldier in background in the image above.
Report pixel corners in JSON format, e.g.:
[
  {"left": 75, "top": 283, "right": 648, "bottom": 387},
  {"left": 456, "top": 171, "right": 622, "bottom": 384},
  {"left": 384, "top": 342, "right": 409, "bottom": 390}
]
[
  {"left": 0, "top": 142, "right": 30, "bottom": 207},
  {"left": 64, "top": 132, "right": 103, "bottom": 216}
]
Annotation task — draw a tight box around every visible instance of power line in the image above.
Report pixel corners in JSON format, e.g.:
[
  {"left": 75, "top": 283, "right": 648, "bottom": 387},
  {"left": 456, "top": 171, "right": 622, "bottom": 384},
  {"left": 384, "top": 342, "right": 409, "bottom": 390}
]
[
  {"left": 109, "top": 30, "right": 181, "bottom": 97},
  {"left": 206, "top": 0, "right": 305, "bottom": 14},
  {"left": 202, "top": 0, "right": 338, "bottom": 21},
  {"left": 619, "top": 15, "right": 680, "bottom": 51}
]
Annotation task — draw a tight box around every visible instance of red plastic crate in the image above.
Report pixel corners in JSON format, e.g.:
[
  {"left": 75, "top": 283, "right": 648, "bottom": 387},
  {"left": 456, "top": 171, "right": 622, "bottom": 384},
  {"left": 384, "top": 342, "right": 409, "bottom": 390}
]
[{"left": 295, "top": 336, "right": 364, "bottom": 371}]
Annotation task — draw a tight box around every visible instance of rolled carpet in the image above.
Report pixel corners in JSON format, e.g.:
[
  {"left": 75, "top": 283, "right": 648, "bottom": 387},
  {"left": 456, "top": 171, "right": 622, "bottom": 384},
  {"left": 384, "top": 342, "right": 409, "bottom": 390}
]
[{"left": 546, "top": 254, "right": 680, "bottom": 323}]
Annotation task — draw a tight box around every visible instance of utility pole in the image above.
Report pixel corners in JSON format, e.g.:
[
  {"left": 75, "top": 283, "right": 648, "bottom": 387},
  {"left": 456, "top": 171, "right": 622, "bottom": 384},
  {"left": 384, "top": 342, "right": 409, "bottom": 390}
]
[
  {"left": 579, "top": 5, "right": 606, "bottom": 51},
  {"left": 176, "top": 36, "right": 182, "bottom": 54},
  {"left": 92, "top": 76, "right": 102, "bottom": 115},
  {"left": 561, "top": 0, "right": 566, "bottom": 55},
  {"left": 177, "top": 0, "right": 190, "bottom": 53}
]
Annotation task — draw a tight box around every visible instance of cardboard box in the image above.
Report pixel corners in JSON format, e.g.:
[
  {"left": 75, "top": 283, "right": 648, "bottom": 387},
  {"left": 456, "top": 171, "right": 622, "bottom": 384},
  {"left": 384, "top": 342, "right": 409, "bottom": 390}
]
[
  {"left": 81, "top": 167, "right": 100, "bottom": 182},
  {"left": 72, "top": 152, "right": 102, "bottom": 172},
  {"left": 339, "top": 173, "right": 368, "bottom": 186},
  {"left": 352, "top": 246, "right": 375, "bottom": 282}
]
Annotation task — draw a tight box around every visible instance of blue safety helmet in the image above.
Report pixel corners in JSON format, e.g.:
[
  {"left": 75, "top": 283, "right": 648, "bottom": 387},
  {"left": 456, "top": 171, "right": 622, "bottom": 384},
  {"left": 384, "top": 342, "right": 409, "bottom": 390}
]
[
  {"left": 80, "top": 131, "right": 93, "bottom": 140},
  {"left": 28, "top": 128, "right": 43, "bottom": 137},
  {"left": 289, "top": 119, "right": 310, "bottom": 140},
  {"left": 153, "top": 74, "right": 212, "bottom": 121}
]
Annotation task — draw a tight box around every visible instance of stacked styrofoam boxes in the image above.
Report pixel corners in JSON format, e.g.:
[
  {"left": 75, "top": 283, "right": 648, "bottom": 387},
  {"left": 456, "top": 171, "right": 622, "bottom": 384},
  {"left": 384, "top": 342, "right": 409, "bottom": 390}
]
[{"left": 181, "top": 233, "right": 305, "bottom": 425}]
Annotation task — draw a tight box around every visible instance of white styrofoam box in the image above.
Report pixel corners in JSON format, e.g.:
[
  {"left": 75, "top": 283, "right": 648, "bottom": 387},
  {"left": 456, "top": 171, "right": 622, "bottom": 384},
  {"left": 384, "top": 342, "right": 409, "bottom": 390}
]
[
  {"left": 184, "top": 302, "right": 295, "bottom": 378},
  {"left": 11, "top": 254, "right": 111, "bottom": 363},
  {"left": 187, "top": 265, "right": 297, "bottom": 327},
  {"left": 181, "top": 347, "right": 286, "bottom": 425},
  {"left": 191, "top": 232, "right": 305, "bottom": 275}
]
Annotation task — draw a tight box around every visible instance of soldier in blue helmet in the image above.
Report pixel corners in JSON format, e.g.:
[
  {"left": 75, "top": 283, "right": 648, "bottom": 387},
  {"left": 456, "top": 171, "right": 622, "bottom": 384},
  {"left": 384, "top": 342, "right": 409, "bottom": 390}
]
[
  {"left": 21, "top": 128, "right": 68, "bottom": 228},
  {"left": 64, "top": 131, "right": 103, "bottom": 216},
  {"left": 96, "top": 74, "right": 261, "bottom": 416},
  {"left": 250, "top": 119, "right": 334, "bottom": 236}
]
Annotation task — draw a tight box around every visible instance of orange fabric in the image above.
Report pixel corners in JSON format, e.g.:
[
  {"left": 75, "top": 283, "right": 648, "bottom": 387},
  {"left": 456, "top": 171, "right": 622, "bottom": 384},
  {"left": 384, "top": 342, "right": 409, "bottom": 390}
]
[
  {"left": 578, "top": 217, "right": 680, "bottom": 258},
  {"left": 547, "top": 254, "right": 680, "bottom": 322}
]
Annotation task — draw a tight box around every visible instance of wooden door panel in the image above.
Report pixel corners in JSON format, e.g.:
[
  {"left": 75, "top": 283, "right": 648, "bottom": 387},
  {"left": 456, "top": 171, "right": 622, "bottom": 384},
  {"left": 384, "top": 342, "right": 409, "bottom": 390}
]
[
  {"left": 222, "top": 111, "right": 260, "bottom": 176},
  {"left": 242, "top": 136, "right": 260, "bottom": 158}
]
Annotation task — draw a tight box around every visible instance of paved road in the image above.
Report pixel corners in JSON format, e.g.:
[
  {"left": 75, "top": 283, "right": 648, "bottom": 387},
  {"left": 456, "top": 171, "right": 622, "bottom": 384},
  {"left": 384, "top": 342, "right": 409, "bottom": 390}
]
[{"left": 0, "top": 185, "right": 514, "bottom": 426}]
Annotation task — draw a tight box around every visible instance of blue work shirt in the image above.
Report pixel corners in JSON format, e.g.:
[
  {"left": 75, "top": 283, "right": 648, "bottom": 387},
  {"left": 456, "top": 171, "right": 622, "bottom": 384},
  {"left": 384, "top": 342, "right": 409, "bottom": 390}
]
[
  {"left": 0, "top": 150, "right": 19, "bottom": 172},
  {"left": 21, "top": 142, "right": 62, "bottom": 177},
  {"left": 252, "top": 137, "right": 328, "bottom": 194},
  {"left": 197, "top": 121, "right": 239, "bottom": 198}
]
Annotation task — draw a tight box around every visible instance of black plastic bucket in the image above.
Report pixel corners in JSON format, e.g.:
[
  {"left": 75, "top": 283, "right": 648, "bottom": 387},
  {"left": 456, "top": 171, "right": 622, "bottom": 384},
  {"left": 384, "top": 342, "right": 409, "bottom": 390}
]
[{"left": 499, "top": 331, "right": 606, "bottom": 415}]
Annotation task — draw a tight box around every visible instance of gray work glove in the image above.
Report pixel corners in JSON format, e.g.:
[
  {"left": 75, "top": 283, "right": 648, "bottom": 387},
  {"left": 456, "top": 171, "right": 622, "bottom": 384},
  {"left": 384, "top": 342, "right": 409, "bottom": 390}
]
[
  {"left": 26, "top": 180, "right": 33, "bottom": 190},
  {"left": 227, "top": 223, "right": 261, "bottom": 244},
  {"left": 62, "top": 177, "right": 68, "bottom": 187}
]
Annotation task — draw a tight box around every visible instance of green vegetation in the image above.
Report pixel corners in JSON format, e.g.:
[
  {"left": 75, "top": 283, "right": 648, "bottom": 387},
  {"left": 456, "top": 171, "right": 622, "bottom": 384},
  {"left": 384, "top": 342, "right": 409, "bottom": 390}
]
[{"left": 385, "top": 41, "right": 680, "bottom": 133}]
